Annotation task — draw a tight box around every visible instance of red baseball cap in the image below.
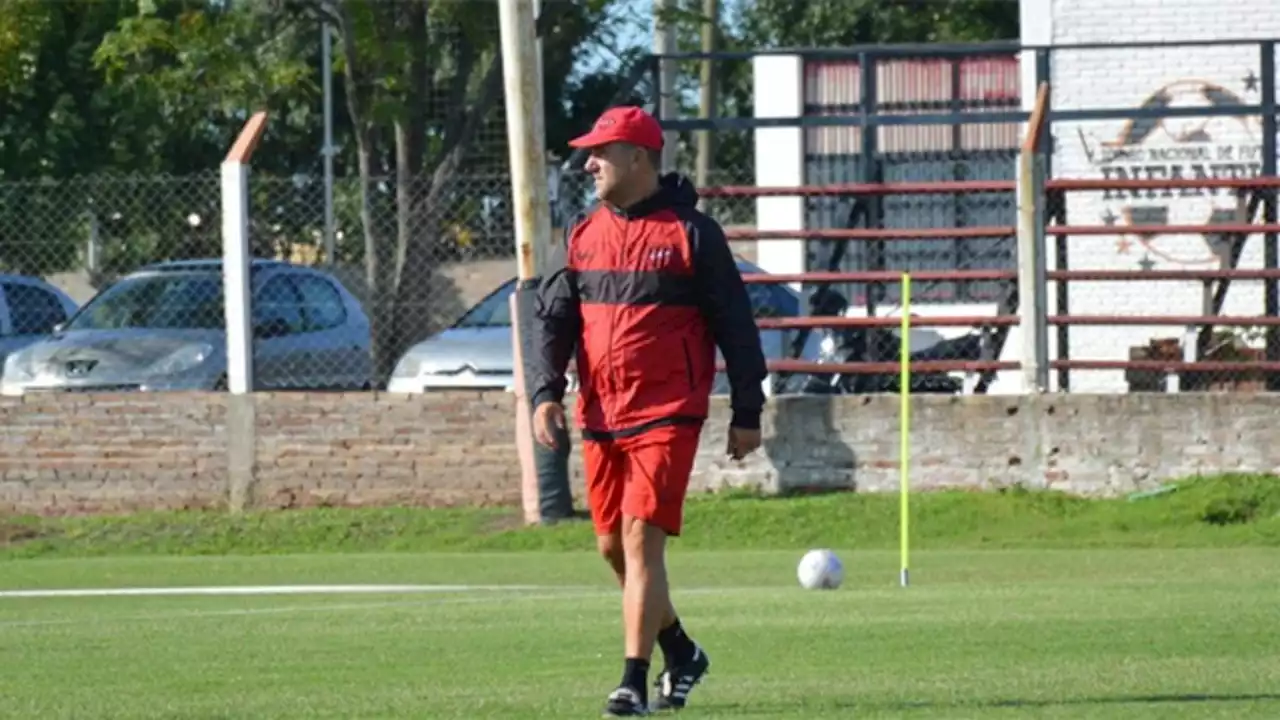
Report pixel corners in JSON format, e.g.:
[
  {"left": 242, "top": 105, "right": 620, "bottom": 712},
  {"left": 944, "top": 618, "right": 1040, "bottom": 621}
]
[{"left": 568, "top": 106, "right": 664, "bottom": 150}]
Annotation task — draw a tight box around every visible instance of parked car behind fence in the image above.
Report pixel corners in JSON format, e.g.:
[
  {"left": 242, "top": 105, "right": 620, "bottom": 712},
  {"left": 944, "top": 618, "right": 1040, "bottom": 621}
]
[{"left": 1, "top": 259, "right": 373, "bottom": 396}]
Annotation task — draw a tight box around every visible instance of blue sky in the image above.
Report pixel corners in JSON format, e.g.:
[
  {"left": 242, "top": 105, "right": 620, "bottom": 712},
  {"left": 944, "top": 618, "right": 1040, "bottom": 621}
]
[
  {"left": 570, "top": 0, "right": 746, "bottom": 80},
  {"left": 569, "top": 0, "right": 650, "bottom": 79}
]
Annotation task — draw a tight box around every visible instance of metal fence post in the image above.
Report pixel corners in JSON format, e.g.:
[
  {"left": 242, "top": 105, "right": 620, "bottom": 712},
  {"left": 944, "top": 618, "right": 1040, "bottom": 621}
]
[
  {"left": 1036, "top": 48, "right": 1070, "bottom": 394},
  {"left": 1031, "top": 153, "right": 1051, "bottom": 391},
  {"left": 1015, "top": 82, "right": 1050, "bottom": 394},
  {"left": 859, "top": 52, "right": 886, "bottom": 364},
  {"left": 1016, "top": 149, "right": 1043, "bottom": 392},
  {"left": 1260, "top": 41, "right": 1279, "bottom": 391}
]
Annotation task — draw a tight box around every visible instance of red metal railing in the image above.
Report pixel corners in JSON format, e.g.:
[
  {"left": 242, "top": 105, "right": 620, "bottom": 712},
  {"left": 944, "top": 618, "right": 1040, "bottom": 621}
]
[
  {"left": 705, "top": 176, "right": 1280, "bottom": 199},
  {"left": 706, "top": 170, "right": 1280, "bottom": 384}
]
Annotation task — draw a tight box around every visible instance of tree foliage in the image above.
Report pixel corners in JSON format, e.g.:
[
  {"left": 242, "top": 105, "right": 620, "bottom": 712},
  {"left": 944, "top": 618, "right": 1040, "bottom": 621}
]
[
  {"left": 729, "top": 0, "right": 1018, "bottom": 47},
  {"left": 0, "top": 0, "right": 1019, "bottom": 374}
]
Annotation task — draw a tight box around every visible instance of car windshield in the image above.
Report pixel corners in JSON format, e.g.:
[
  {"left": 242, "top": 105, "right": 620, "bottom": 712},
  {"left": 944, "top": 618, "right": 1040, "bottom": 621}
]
[
  {"left": 66, "top": 272, "right": 225, "bottom": 331},
  {"left": 451, "top": 280, "right": 515, "bottom": 329}
]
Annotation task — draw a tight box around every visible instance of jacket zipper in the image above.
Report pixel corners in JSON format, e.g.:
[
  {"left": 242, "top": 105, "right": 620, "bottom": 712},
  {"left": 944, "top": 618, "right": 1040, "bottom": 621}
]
[
  {"left": 681, "top": 338, "right": 694, "bottom": 390},
  {"left": 605, "top": 220, "right": 626, "bottom": 427}
]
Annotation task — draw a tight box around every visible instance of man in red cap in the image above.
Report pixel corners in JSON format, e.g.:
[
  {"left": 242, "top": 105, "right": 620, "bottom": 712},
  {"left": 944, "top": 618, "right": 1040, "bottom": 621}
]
[{"left": 528, "top": 105, "right": 767, "bottom": 716}]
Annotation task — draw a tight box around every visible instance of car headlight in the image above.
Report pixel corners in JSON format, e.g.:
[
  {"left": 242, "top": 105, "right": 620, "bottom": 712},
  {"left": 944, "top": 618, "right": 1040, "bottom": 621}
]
[
  {"left": 3, "top": 351, "right": 34, "bottom": 383},
  {"left": 149, "top": 344, "right": 213, "bottom": 376},
  {"left": 391, "top": 355, "right": 422, "bottom": 379}
]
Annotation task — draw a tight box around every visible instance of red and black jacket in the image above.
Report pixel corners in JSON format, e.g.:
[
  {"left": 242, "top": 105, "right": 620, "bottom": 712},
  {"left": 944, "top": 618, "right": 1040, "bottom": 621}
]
[{"left": 529, "top": 173, "right": 767, "bottom": 440}]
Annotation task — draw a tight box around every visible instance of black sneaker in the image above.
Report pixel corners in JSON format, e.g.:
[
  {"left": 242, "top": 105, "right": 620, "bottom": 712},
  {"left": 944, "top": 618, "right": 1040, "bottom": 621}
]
[
  {"left": 652, "top": 645, "right": 711, "bottom": 711},
  {"left": 603, "top": 686, "right": 649, "bottom": 717}
]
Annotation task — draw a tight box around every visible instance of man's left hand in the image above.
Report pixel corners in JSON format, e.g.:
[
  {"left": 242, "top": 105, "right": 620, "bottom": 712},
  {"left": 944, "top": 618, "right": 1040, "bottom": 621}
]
[{"left": 726, "top": 426, "right": 761, "bottom": 460}]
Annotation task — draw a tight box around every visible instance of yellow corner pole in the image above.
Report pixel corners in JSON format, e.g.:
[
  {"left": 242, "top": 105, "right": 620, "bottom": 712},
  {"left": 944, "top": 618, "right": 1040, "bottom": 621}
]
[{"left": 899, "top": 272, "right": 911, "bottom": 588}]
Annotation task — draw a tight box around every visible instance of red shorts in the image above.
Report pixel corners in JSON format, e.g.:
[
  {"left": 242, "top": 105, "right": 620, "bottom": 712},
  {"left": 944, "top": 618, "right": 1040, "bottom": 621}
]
[{"left": 582, "top": 423, "right": 702, "bottom": 537}]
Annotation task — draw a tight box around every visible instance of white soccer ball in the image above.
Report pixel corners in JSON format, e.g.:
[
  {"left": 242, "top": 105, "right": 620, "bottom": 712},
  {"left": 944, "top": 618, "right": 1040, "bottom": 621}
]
[{"left": 796, "top": 548, "right": 844, "bottom": 590}]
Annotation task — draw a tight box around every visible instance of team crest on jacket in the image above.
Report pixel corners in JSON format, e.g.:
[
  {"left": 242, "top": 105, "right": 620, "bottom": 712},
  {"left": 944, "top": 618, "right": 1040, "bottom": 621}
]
[{"left": 647, "top": 247, "right": 674, "bottom": 264}]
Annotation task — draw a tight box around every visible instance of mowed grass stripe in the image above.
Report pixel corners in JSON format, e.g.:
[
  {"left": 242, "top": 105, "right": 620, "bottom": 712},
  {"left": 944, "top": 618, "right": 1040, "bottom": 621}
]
[{"left": 2, "top": 551, "right": 1279, "bottom": 719}]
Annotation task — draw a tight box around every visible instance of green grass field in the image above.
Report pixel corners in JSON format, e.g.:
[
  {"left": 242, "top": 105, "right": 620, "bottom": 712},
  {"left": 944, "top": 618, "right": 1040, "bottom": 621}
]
[{"left": 3, "top": 474, "right": 1280, "bottom": 719}]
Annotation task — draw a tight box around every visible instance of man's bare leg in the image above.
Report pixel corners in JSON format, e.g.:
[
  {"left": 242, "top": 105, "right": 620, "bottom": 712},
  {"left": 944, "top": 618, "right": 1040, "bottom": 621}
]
[
  {"left": 602, "top": 525, "right": 707, "bottom": 718},
  {"left": 598, "top": 532, "right": 627, "bottom": 585},
  {"left": 602, "top": 514, "right": 670, "bottom": 711},
  {"left": 597, "top": 532, "right": 677, "bottom": 628},
  {"left": 621, "top": 516, "right": 670, "bottom": 662}
]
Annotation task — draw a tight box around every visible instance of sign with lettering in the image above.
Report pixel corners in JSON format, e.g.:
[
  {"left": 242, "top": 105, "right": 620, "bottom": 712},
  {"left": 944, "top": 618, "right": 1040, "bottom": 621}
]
[{"left": 1075, "top": 78, "right": 1262, "bottom": 267}]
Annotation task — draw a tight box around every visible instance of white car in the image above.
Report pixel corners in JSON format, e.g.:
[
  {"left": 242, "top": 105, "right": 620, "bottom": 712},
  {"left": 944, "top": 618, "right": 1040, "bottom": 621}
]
[{"left": 388, "top": 258, "right": 819, "bottom": 395}]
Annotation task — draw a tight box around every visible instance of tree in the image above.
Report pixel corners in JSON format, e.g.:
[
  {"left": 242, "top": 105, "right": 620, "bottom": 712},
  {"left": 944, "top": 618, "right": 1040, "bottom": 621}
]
[
  {"left": 0, "top": 0, "right": 148, "bottom": 276},
  {"left": 296, "top": 0, "right": 619, "bottom": 378},
  {"left": 727, "top": 0, "right": 1018, "bottom": 47},
  {"left": 93, "top": 0, "right": 331, "bottom": 178},
  {"left": 93, "top": 0, "right": 620, "bottom": 379},
  {"left": 0, "top": 0, "right": 350, "bottom": 280}
]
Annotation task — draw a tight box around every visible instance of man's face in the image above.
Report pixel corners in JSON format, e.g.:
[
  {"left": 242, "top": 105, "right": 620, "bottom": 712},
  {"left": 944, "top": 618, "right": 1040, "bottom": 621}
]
[{"left": 583, "top": 142, "right": 646, "bottom": 204}]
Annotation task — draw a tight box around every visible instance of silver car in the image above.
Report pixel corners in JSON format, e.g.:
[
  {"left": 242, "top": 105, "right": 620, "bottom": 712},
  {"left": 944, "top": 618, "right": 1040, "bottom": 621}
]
[
  {"left": 1, "top": 259, "right": 373, "bottom": 395},
  {"left": 387, "top": 258, "right": 820, "bottom": 395},
  {"left": 0, "top": 274, "right": 80, "bottom": 368}
]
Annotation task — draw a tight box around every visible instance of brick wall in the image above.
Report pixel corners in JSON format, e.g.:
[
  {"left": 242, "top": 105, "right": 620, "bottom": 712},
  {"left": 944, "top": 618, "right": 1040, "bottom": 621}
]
[
  {"left": 253, "top": 392, "right": 521, "bottom": 509},
  {"left": 1021, "top": 0, "right": 1280, "bottom": 393},
  {"left": 0, "top": 393, "right": 228, "bottom": 514},
  {"left": 2, "top": 391, "right": 1279, "bottom": 516}
]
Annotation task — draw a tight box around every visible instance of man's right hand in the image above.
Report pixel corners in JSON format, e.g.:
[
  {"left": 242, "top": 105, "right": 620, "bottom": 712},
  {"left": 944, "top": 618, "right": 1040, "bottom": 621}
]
[{"left": 533, "top": 401, "right": 566, "bottom": 449}]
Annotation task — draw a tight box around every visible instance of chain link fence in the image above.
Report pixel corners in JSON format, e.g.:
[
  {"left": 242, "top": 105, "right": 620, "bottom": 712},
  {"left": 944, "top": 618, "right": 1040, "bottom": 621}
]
[
  {"left": 0, "top": 155, "right": 766, "bottom": 397},
  {"left": 0, "top": 170, "right": 538, "bottom": 394},
  {"left": 0, "top": 173, "right": 221, "bottom": 286}
]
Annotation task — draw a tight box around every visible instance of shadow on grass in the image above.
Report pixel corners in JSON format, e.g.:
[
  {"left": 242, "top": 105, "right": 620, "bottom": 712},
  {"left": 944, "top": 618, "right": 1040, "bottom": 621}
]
[
  {"left": 706, "top": 693, "right": 1280, "bottom": 715},
  {"left": 975, "top": 693, "right": 1280, "bottom": 709}
]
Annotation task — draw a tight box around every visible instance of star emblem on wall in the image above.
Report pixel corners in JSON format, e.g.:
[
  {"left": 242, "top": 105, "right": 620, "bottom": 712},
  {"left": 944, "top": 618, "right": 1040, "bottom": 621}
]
[
  {"left": 1116, "top": 237, "right": 1133, "bottom": 254},
  {"left": 1243, "top": 70, "right": 1259, "bottom": 93},
  {"left": 1138, "top": 254, "right": 1155, "bottom": 271},
  {"left": 1101, "top": 209, "right": 1118, "bottom": 226}
]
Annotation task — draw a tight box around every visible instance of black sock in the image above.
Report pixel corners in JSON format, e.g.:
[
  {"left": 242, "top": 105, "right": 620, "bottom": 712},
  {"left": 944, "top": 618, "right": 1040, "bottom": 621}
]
[
  {"left": 621, "top": 657, "right": 649, "bottom": 698},
  {"left": 658, "top": 618, "right": 697, "bottom": 667}
]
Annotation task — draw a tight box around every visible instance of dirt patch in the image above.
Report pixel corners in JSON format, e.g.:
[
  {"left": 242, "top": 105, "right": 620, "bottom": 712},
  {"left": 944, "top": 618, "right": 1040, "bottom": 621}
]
[{"left": 0, "top": 521, "right": 49, "bottom": 545}]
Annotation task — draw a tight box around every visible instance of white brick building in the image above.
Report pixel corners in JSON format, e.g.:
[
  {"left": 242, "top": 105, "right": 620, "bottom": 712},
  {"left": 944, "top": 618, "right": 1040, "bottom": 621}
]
[{"left": 1021, "top": 0, "right": 1279, "bottom": 392}]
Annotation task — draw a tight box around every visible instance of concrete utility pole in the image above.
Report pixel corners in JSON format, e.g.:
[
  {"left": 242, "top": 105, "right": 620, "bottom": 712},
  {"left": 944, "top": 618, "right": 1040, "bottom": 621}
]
[
  {"left": 694, "top": 0, "right": 718, "bottom": 208},
  {"left": 532, "top": 0, "right": 551, "bottom": 277},
  {"left": 321, "top": 21, "right": 336, "bottom": 266},
  {"left": 498, "top": 0, "right": 550, "bottom": 283},
  {"left": 498, "top": 0, "right": 575, "bottom": 525},
  {"left": 653, "top": 0, "right": 679, "bottom": 171}
]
